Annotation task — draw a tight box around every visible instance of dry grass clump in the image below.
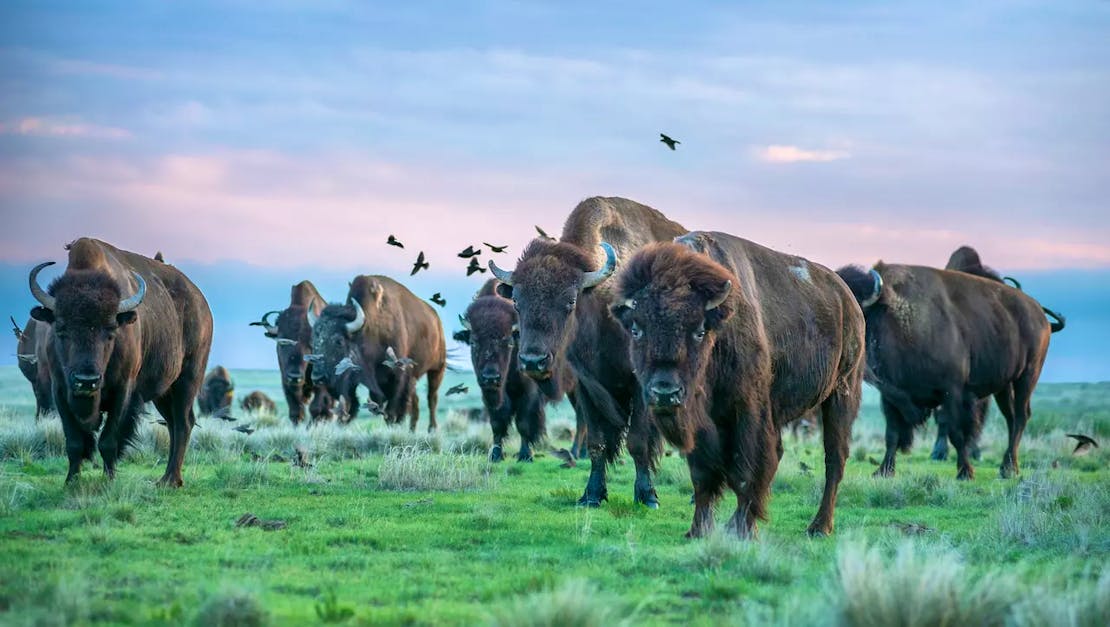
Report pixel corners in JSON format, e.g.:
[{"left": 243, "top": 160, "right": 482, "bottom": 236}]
[
  {"left": 378, "top": 445, "right": 495, "bottom": 491},
  {"left": 486, "top": 579, "right": 634, "bottom": 627}
]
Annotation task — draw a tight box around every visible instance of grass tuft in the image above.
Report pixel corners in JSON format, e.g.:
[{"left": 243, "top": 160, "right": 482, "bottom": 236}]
[
  {"left": 378, "top": 446, "right": 494, "bottom": 491},
  {"left": 193, "top": 589, "right": 270, "bottom": 627},
  {"left": 486, "top": 579, "right": 634, "bottom": 627}
]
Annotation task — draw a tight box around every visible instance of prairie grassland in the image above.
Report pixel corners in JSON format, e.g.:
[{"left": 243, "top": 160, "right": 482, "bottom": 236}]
[{"left": 0, "top": 368, "right": 1107, "bottom": 626}]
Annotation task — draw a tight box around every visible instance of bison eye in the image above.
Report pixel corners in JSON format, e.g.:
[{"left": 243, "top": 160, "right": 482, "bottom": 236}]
[
  {"left": 630, "top": 321, "right": 644, "bottom": 341},
  {"left": 692, "top": 327, "right": 706, "bottom": 343}
]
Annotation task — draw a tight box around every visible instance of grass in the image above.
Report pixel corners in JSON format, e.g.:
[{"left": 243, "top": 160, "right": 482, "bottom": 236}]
[{"left": 0, "top": 368, "right": 1107, "bottom": 625}]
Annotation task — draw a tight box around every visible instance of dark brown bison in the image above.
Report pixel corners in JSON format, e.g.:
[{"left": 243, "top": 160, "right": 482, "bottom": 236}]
[
  {"left": 251, "top": 280, "right": 336, "bottom": 424},
  {"left": 613, "top": 234, "right": 864, "bottom": 538},
  {"left": 837, "top": 261, "right": 1054, "bottom": 480},
  {"left": 28, "top": 237, "right": 212, "bottom": 486},
  {"left": 456, "top": 279, "right": 574, "bottom": 462},
  {"left": 307, "top": 275, "right": 446, "bottom": 431},
  {"left": 240, "top": 390, "right": 278, "bottom": 414},
  {"left": 12, "top": 316, "right": 53, "bottom": 417},
  {"left": 489, "top": 196, "right": 687, "bottom": 507},
  {"left": 197, "top": 366, "right": 234, "bottom": 418}
]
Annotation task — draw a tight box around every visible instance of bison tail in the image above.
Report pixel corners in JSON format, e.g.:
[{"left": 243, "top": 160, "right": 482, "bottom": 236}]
[
  {"left": 836, "top": 265, "right": 883, "bottom": 309},
  {"left": 1043, "top": 307, "right": 1066, "bottom": 333},
  {"left": 1003, "top": 276, "right": 1023, "bottom": 290}
]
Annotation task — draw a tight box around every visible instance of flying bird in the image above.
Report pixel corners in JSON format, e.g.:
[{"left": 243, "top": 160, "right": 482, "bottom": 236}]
[
  {"left": 798, "top": 461, "right": 813, "bottom": 476},
  {"left": 9, "top": 316, "right": 23, "bottom": 341},
  {"left": 382, "top": 346, "right": 415, "bottom": 371},
  {"left": 411, "top": 251, "right": 429, "bottom": 276},
  {"left": 430, "top": 293, "right": 446, "bottom": 307},
  {"left": 334, "top": 356, "right": 361, "bottom": 377},
  {"left": 458, "top": 245, "right": 481, "bottom": 258},
  {"left": 1067, "top": 433, "right": 1099, "bottom": 456},
  {"left": 466, "top": 257, "right": 486, "bottom": 276},
  {"left": 365, "top": 399, "right": 386, "bottom": 415},
  {"left": 232, "top": 424, "right": 255, "bottom": 435},
  {"left": 214, "top": 410, "right": 237, "bottom": 423},
  {"left": 446, "top": 383, "right": 468, "bottom": 396},
  {"left": 484, "top": 243, "right": 508, "bottom": 253},
  {"left": 387, "top": 235, "right": 404, "bottom": 248},
  {"left": 535, "top": 226, "right": 555, "bottom": 241},
  {"left": 551, "top": 448, "right": 576, "bottom": 468},
  {"left": 659, "top": 133, "right": 680, "bottom": 150}
]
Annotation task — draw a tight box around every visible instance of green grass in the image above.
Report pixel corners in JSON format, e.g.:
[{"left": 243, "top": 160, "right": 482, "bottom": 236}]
[{"left": 0, "top": 367, "right": 1107, "bottom": 625}]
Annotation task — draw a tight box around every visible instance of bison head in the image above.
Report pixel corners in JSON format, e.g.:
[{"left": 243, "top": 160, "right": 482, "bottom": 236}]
[
  {"left": 306, "top": 299, "right": 365, "bottom": 397},
  {"left": 254, "top": 305, "right": 317, "bottom": 388},
  {"left": 28, "top": 262, "right": 145, "bottom": 422},
  {"left": 611, "top": 244, "right": 735, "bottom": 448},
  {"left": 488, "top": 240, "right": 615, "bottom": 380},
  {"left": 458, "top": 296, "right": 519, "bottom": 406},
  {"left": 199, "top": 367, "right": 235, "bottom": 415}
]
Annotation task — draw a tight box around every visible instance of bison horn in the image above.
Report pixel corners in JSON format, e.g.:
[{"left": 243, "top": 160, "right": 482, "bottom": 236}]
[
  {"left": 622, "top": 298, "right": 637, "bottom": 310},
  {"left": 28, "top": 262, "right": 57, "bottom": 311},
  {"left": 581, "top": 242, "right": 617, "bottom": 289},
  {"left": 307, "top": 306, "right": 319, "bottom": 329},
  {"left": 275, "top": 338, "right": 297, "bottom": 347},
  {"left": 860, "top": 269, "right": 884, "bottom": 308},
  {"left": 488, "top": 259, "right": 513, "bottom": 285},
  {"left": 345, "top": 298, "right": 366, "bottom": 334},
  {"left": 17, "top": 353, "right": 37, "bottom": 365},
  {"left": 705, "top": 280, "right": 732, "bottom": 311},
  {"left": 458, "top": 314, "right": 471, "bottom": 331},
  {"left": 117, "top": 272, "right": 146, "bottom": 313}
]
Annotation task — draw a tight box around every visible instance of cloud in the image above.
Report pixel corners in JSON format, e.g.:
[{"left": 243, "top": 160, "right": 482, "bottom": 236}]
[
  {"left": 0, "top": 117, "right": 132, "bottom": 140},
  {"left": 756, "top": 144, "right": 850, "bottom": 163}
]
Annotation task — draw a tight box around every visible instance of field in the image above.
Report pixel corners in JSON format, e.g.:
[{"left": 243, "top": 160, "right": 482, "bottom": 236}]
[{"left": 0, "top": 366, "right": 1107, "bottom": 626}]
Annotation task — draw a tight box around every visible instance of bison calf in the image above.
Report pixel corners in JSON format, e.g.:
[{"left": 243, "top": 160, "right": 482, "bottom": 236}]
[
  {"left": 198, "top": 366, "right": 234, "bottom": 418},
  {"left": 614, "top": 234, "right": 864, "bottom": 538},
  {"left": 240, "top": 391, "right": 278, "bottom": 414}
]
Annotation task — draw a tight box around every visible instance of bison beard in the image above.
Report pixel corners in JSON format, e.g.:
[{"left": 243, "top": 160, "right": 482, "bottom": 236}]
[
  {"left": 836, "top": 261, "right": 1053, "bottom": 480},
  {"left": 615, "top": 235, "right": 865, "bottom": 538},
  {"left": 28, "top": 238, "right": 212, "bottom": 487}
]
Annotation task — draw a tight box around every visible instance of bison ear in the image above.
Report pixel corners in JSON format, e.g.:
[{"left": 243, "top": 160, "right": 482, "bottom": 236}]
[
  {"left": 452, "top": 329, "right": 471, "bottom": 345},
  {"left": 703, "top": 280, "right": 734, "bottom": 330},
  {"left": 495, "top": 282, "right": 513, "bottom": 300},
  {"left": 116, "top": 311, "right": 138, "bottom": 326},
  {"left": 610, "top": 299, "right": 635, "bottom": 330},
  {"left": 30, "top": 306, "right": 54, "bottom": 324}
]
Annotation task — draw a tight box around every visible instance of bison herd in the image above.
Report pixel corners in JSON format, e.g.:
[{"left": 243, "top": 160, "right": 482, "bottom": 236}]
[{"left": 14, "top": 197, "right": 1065, "bottom": 539}]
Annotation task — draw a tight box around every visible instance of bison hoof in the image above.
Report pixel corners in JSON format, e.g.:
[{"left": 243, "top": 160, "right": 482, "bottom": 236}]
[
  {"left": 157, "top": 475, "right": 184, "bottom": 488},
  {"left": 635, "top": 492, "right": 660, "bottom": 509},
  {"left": 929, "top": 448, "right": 948, "bottom": 461},
  {"left": 806, "top": 523, "right": 832, "bottom": 538},
  {"left": 684, "top": 527, "right": 709, "bottom": 539},
  {"left": 956, "top": 468, "right": 975, "bottom": 481},
  {"left": 999, "top": 465, "right": 1018, "bottom": 479},
  {"left": 577, "top": 492, "right": 607, "bottom": 508},
  {"left": 872, "top": 467, "right": 895, "bottom": 478},
  {"left": 970, "top": 446, "right": 982, "bottom": 461},
  {"left": 515, "top": 453, "right": 534, "bottom": 463},
  {"left": 489, "top": 445, "right": 503, "bottom": 463}
]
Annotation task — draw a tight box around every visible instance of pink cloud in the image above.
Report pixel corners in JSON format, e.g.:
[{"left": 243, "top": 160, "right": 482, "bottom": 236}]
[
  {"left": 756, "top": 144, "right": 850, "bottom": 163},
  {"left": 0, "top": 117, "right": 133, "bottom": 140}
]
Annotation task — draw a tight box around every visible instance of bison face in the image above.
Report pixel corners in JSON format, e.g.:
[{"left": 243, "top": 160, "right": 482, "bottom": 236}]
[
  {"left": 200, "top": 375, "right": 234, "bottom": 414},
  {"left": 308, "top": 301, "right": 365, "bottom": 398},
  {"left": 459, "top": 299, "right": 518, "bottom": 406},
  {"left": 277, "top": 337, "right": 308, "bottom": 387},
  {"left": 28, "top": 265, "right": 144, "bottom": 423},
  {"left": 489, "top": 242, "right": 616, "bottom": 381}
]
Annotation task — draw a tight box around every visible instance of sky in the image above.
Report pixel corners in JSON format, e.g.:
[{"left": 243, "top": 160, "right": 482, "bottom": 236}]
[{"left": 0, "top": 1, "right": 1108, "bottom": 381}]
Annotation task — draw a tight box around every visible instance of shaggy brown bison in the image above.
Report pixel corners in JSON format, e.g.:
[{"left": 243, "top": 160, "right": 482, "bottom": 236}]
[
  {"left": 28, "top": 238, "right": 212, "bottom": 486},
  {"left": 307, "top": 275, "right": 446, "bottom": 431},
  {"left": 198, "top": 366, "right": 234, "bottom": 418},
  {"left": 240, "top": 390, "right": 278, "bottom": 414},
  {"left": 251, "top": 280, "right": 336, "bottom": 424},
  {"left": 456, "top": 279, "right": 574, "bottom": 462},
  {"left": 12, "top": 316, "right": 53, "bottom": 417},
  {"left": 489, "top": 196, "right": 687, "bottom": 507},
  {"left": 613, "top": 234, "right": 864, "bottom": 538},
  {"left": 837, "top": 261, "right": 1055, "bottom": 480}
]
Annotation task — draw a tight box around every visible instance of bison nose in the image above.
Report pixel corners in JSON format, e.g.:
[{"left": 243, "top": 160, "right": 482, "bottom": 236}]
[
  {"left": 70, "top": 372, "right": 102, "bottom": 396},
  {"left": 479, "top": 369, "right": 502, "bottom": 387},
  {"left": 648, "top": 380, "right": 685, "bottom": 408},
  {"left": 287, "top": 375, "right": 303, "bottom": 385},
  {"left": 518, "top": 352, "right": 552, "bottom": 378}
]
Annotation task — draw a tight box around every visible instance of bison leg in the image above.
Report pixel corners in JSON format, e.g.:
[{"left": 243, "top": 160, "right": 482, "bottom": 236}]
[
  {"left": 573, "top": 386, "right": 615, "bottom": 507},
  {"left": 407, "top": 387, "right": 421, "bottom": 432},
  {"left": 488, "top": 401, "right": 511, "bottom": 463},
  {"left": 808, "top": 388, "right": 858, "bottom": 537},
  {"left": 57, "top": 400, "right": 95, "bottom": 484},
  {"left": 571, "top": 415, "right": 589, "bottom": 460},
  {"left": 942, "top": 391, "right": 977, "bottom": 481},
  {"left": 627, "top": 393, "right": 660, "bottom": 509},
  {"left": 282, "top": 381, "right": 305, "bottom": 426},
  {"left": 685, "top": 428, "right": 724, "bottom": 538},
  {"left": 157, "top": 388, "right": 196, "bottom": 488},
  {"left": 425, "top": 367, "right": 444, "bottom": 433},
  {"left": 930, "top": 420, "right": 950, "bottom": 461},
  {"left": 1001, "top": 371, "right": 1037, "bottom": 479},
  {"left": 875, "top": 396, "right": 912, "bottom": 478},
  {"left": 514, "top": 392, "right": 543, "bottom": 463},
  {"left": 98, "top": 387, "right": 141, "bottom": 479},
  {"left": 724, "top": 408, "right": 777, "bottom": 540}
]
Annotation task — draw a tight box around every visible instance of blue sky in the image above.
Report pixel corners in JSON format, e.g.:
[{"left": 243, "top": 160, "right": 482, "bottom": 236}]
[{"left": 1, "top": 1, "right": 1108, "bottom": 380}]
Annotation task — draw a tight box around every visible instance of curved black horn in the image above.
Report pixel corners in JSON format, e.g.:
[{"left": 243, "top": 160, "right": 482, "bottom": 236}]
[
  {"left": 345, "top": 298, "right": 366, "bottom": 334},
  {"left": 860, "top": 269, "right": 883, "bottom": 308},
  {"left": 29, "top": 262, "right": 56, "bottom": 311},
  {"left": 581, "top": 242, "right": 617, "bottom": 289},
  {"left": 704, "top": 280, "right": 732, "bottom": 311},
  {"left": 117, "top": 272, "right": 146, "bottom": 313},
  {"left": 488, "top": 259, "right": 513, "bottom": 285}
]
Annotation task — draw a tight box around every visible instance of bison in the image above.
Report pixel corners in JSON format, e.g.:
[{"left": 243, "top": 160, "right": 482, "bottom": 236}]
[
  {"left": 240, "top": 390, "right": 278, "bottom": 414},
  {"left": 837, "top": 260, "right": 1055, "bottom": 480},
  {"left": 28, "top": 237, "right": 212, "bottom": 486},
  {"left": 613, "top": 234, "right": 864, "bottom": 538},
  {"left": 251, "top": 280, "right": 336, "bottom": 424},
  {"left": 198, "top": 366, "right": 234, "bottom": 418},
  {"left": 489, "top": 196, "right": 687, "bottom": 507},
  {"left": 12, "top": 316, "right": 53, "bottom": 417},
  {"left": 307, "top": 275, "right": 446, "bottom": 431},
  {"left": 456, "top": 279, "right": 574, "bottom": 462}
]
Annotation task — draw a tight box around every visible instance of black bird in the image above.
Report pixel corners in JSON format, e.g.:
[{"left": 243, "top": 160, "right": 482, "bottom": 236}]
[
  {"left": 484, "top": 243, "right": 508, "bottom": 253},
  {"left": 535, "top": 226, "right": 554, "bottom": 241},
  {"left": 233, "top": 424, "right": 255, "bottom": 435},
  {"left": 411, "top": 251, "right": 429, "bottom": 276},
  {"left": 1067, "top": 433, "right": 1099, "bottom": 456},
  {"left": 9, "top": 316, "right": 23, "bottom": 342},
  {"left": 214, "top": 409, "right": 237, "bottom": 422},
  {"left": 458, "top": 245, "right": 481, "bottom": 258},
  {"left": 659, "top": 133, "right": 680, "bottom": 150},
  {"left": 430, "top": 293, "right": 446, "bottom": 308},
  {"left": 466, "top": 257, "right": 486, "bottom": 276},
  {"left": 365, "top": 399, "right": 386, "bottom": 415},
  {"left": 446, "top": 383, "right": 468, "bottom": 396},
  {"left": 387, "top": 235, "right": 404, "bottom": 248},
  {"left": 799, "top": 461, "right": 813, "bottom": 476},
  {"left": 382, "top": 346, "right": 416, "bottom": 371}
]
